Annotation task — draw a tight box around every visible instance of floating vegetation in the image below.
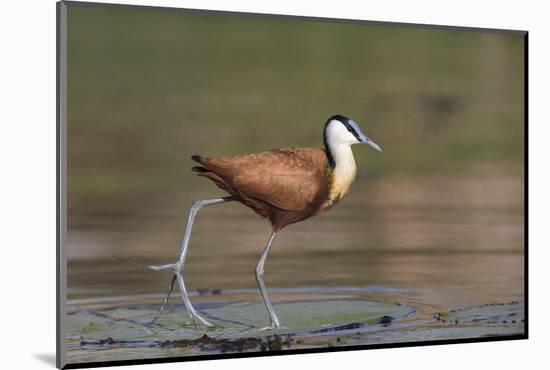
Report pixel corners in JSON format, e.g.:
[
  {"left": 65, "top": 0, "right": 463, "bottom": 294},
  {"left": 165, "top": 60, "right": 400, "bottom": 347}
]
[
  {"left": 434, "top": 302, "right": 524, "bottom": 326},
  {"left": 65, "top": 289, "right": 524, "bottom": 365}
]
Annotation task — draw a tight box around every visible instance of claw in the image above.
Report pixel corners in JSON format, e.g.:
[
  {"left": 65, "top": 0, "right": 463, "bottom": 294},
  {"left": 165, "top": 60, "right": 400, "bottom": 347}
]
[
  {"left": 192, "top": 314, "right": 215, "bottom": 328},
  {"left": 259, "top": 323, "right": 282, "bottom": 331}
]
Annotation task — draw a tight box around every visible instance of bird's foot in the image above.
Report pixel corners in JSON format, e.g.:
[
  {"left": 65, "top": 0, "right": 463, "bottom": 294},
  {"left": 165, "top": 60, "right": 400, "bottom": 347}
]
[
  {"left": 180, "top": 315, "right": 215, "bottom": 328},
  {"left": 189, "top": 311, "right": 215, "bottom": 328},
  {"left": 147, "top": 262, "right": 214, "bottom": 327},
  {"left": 259, "top": 322, "right": 282, "bottom": 331}
]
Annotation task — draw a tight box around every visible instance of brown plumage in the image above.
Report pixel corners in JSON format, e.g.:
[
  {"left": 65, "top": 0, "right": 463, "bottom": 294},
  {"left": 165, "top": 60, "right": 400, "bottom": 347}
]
[
  {"left": 192, "top": 148, "right": 333, "bottom": 231},
  {"left": 147, "top": 115, "right": 381, "bottom": 328}
]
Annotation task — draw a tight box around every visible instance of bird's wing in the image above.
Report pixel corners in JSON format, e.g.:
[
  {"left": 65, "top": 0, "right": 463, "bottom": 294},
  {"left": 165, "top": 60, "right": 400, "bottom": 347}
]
[{"left": 197, "top": 148, "right": 328, "bottom": 211}]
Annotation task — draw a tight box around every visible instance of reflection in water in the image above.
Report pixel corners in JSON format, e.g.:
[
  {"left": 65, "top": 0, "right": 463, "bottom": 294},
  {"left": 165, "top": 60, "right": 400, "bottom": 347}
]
[
  {"left": 64, "top": 7, "right": 525, "bottom": 364},
  {"left": 68, "top": 165, "right": 524, "bottom": 320}
]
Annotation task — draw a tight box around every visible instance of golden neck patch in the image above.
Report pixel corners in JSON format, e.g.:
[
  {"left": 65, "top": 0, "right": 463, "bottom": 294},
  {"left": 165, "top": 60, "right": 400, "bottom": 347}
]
[
  {"left": 327, "top": 162, "right": 357, "bottom": 203},
  {"left": 325, "top": 141, "right": 358, "bottom": 203}
]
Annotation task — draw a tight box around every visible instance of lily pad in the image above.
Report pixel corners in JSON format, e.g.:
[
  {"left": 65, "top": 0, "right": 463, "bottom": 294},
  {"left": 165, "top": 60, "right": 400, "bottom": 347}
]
[
  {"left": 67, "top": 299, "right": 415, "bottom": 344},
  {"left": 434, "top": 302, "right": 524, "bottom": 325},
  {"left": 201, "top": 300, "right": 414, "bottom": 335}
]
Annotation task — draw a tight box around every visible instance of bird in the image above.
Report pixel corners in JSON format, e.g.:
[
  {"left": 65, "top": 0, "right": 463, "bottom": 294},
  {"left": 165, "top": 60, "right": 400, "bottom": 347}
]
[{"left": 146, "top": 114, "right": 382, "bottom": 329}]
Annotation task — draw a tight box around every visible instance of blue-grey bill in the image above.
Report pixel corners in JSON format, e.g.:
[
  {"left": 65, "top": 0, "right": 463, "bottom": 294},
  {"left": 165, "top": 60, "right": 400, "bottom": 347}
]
[
  {"left": 348, "top": 119, "right": 382, "bottom": 152},
  {"left": 366, "top": 140, "right": 382, "bottom": 152},
  {"left": 360, "top": 135, "right": 382, "bottom": 152}
]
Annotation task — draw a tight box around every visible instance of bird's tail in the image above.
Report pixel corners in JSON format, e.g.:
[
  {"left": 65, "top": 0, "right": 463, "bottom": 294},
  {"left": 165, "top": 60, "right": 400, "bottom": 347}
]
[
  {"left": 190, "top": 154, "right": 234, "bottom": 195},
  {"left": 191, "top": 155, "right": 209, "bottom": 173},
  {"left": 192, "top": 166, "right": 208, "bottom": 173},
  {"left": 191, "top": 154, "right": 202, "bottom": 163}
]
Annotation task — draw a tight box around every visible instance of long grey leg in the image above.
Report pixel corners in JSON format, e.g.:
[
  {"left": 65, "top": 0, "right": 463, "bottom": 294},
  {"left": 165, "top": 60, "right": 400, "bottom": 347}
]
[
  {"left": 148, "top": 196, "right": 234, "bottom": 326},
  {"left": 150, "top": 274, "right": 176, "bottom": 324},
  {"left": 176, "top": 273, "right": 211, "bottom": 326},
  {"left": 255, "top": 232, "right": 281, "bottom": 329}
]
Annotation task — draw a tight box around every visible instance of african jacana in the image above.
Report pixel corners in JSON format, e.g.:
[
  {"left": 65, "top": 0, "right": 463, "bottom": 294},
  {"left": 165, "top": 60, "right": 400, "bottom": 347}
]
[{"left": 147, "top": 114, "right": 382, "bottom": 329}]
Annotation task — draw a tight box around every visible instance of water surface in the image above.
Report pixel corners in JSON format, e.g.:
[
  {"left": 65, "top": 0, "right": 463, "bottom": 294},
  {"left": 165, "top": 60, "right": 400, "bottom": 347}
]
[
  {"left": 65, "top": 5, "right": 525, "bottom": 365},
  {"left": 67, "top": 167, "right": 524, "bottom": 364}
]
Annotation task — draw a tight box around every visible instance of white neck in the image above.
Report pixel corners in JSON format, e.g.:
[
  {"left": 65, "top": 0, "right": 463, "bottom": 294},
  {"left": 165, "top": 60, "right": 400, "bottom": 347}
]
[
  {"left": 327, "top": 143, "right": 357, "bottom": 200},
  {"left": 330, "top": 143, "right": 356, "bottom": 173}
]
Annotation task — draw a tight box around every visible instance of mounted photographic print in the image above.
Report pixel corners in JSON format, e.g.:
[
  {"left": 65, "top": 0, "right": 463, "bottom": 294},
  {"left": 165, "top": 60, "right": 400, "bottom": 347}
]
[{"left": 57, "top": 1, "right": 527, "bottom": 368}]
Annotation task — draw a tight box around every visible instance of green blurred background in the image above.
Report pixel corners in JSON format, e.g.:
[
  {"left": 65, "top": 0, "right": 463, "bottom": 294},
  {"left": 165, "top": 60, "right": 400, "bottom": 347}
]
[{"left": 66, "top": 4, "right": 524, "bottom": 304}]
